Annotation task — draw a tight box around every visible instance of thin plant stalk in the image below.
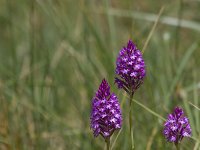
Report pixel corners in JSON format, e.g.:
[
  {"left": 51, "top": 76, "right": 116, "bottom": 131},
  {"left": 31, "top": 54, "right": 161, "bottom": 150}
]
[
  {"left": 106, "top": 138, "right": 110, "bottom": 150},
  {"left": 129, "top": 92, "right": 134, "bottom": 150},
  {"left": 175, "top": 143, "right": 180, "bottom": 150}
]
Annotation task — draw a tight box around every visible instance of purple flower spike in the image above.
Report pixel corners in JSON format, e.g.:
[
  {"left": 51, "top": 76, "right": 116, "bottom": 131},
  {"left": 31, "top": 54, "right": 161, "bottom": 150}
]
[
  {"left": 115, "top": 40, "right": 146, "bottom": 94},
  {"left": 90, "top": 79, "right": 122, "bottom": 139},
  {"left": 163, "top": 107, "right": 192, "bottom": 144}
]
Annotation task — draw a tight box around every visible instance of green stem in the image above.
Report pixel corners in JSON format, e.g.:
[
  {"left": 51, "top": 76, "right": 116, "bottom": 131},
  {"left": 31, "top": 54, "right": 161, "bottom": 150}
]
[
  {"left": 129, "top": 93, "right": 134, "bottom": 150},
  {"left": 106, "top": 138, "right": 110, "bottom": 150},
  {"left": 175, "top": 143, "right": 180, "bottom": 150}
]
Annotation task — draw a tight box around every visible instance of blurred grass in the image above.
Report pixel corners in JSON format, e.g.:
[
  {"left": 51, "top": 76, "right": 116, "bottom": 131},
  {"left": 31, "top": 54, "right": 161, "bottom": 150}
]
[{"left": 0, "top": 0, "right": 200, "bottom": 149}]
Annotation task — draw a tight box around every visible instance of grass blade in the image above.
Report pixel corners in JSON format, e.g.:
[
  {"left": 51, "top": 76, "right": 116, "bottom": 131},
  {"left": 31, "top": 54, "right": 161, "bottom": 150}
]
[
  {"left": 131, "top": 98, "right": 165, "bottom": 121},
  {"left": 103, "top": 8, "right": 200, "bottom": 32},
  {"left": 142, "top": 6, "right": 165, "bottom": 53},
  {"left": 165, "top": 43, "right": 198, "bottom": 106}
]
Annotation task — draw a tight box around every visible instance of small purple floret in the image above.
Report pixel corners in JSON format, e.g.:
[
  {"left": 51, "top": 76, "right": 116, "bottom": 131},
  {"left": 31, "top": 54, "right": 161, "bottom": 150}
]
[
  {"left": 115, "top": 40, "right": 146, "bottom": 94},
  {"left": 90, "top": 79, "right": 122, "bottom": 139},
  {"left": 163, "top": 107, "right": 192, "bottom": 144}
]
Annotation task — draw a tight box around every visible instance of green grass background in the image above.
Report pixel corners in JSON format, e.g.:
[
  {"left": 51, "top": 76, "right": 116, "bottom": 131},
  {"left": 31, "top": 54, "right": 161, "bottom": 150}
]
[{"left": 0, "top": 0, "right": 200, "bottom": 149}]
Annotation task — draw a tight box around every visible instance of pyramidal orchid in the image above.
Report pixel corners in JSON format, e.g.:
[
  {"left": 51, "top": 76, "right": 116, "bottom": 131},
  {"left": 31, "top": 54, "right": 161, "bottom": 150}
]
[
  {"left": 90, "top": 79, "right": 122, "bottom": 150},
  {"left": 163, "top": 107, "right": 191, "bottom": 150},
  {"left": 115, "top": 40, "right": 146, "bottom": 149},
  {"left": 115, "top": 40, "right": 146, "bottom": 95}
]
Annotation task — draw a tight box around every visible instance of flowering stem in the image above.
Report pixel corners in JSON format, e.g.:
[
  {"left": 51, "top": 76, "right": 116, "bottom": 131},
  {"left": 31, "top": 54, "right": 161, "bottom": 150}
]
[
  {"left": 129, "top": 92, "right": 134, "bottom": 150},
  {"left": 175, "top": 143, "right": 180, "bottom": 150},
  {"left": 105, "top": 138, "right": 110, "bottom": 150}
]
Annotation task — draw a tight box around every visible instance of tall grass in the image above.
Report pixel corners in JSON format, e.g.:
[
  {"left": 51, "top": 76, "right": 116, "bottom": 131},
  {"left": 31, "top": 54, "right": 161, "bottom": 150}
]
[{"left": 0, "top": 0, "right": 200, "bottom": 149}]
